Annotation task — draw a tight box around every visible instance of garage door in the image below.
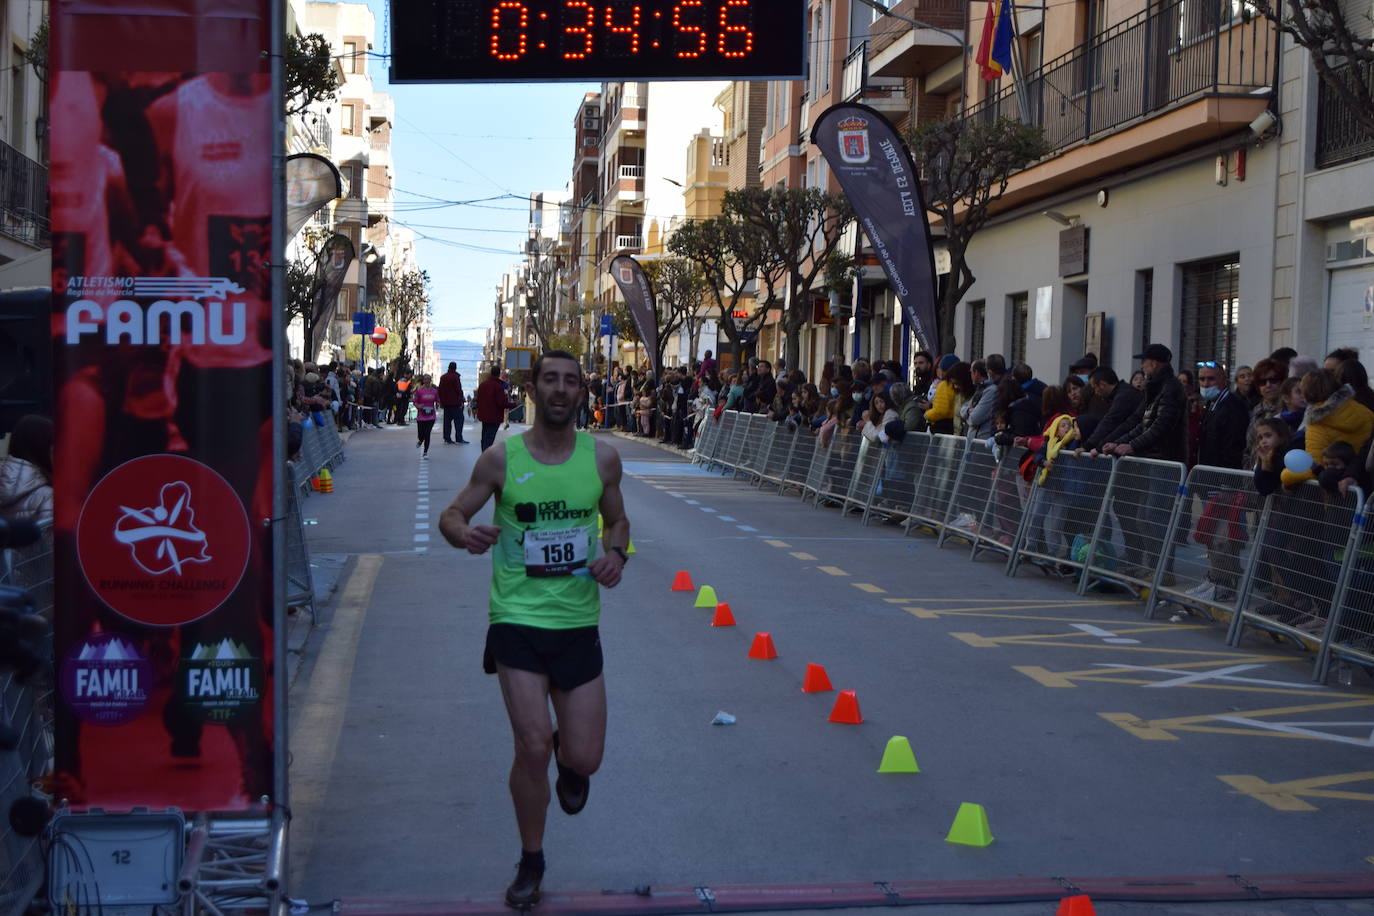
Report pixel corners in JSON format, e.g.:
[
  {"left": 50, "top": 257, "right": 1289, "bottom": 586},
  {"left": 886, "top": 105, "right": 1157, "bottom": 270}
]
[{"left": 1325, "top": 265, "right": 1374, "bottom": 358}]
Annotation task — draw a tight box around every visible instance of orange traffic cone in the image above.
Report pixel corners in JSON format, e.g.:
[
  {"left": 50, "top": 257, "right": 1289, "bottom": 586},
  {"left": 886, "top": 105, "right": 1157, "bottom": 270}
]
[
  {"left": 801, "top": 663, "right": 833, "bottom": 693},
  {"left": 310, "top": 476, "right": 321, "bottom": 492},
  {"left": 671, "top": 570, "right": 695, "bottom": 592},
  {"left": 828, "top": 689, "right": 863, "bottom": 724},
  {"left": 1055, "top": 896, "right": 1096, "bottom": 916},
  {"left": 747, "top": 632, "right": 778, "bottom": 659},
  {"left": 711, "top": 603, "right": 736, "bottom": 627}
]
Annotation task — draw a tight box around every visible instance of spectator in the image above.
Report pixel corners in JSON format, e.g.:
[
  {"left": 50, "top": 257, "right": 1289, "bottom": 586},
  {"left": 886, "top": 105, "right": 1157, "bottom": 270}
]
[
  {"left": 1083, "top": 367, "right": 1144, "bottom": 453},
  {"left": 1177, "top": 366, "right": 1202, "bottom": 465},
  {"left": 1234, "top": 365, "right": 1259, "bottom": 408},
  {"left": 1252, "top": 416, "right": 1293, "bottom": 493},
  {"left": 1270, "top": 346, "right": 1298, "bottom": 369},
  {"left": 964, "top": 359, "right": 999, "bottom": 439},
  {"left": 1105, "top": 344, "right": 1188, "bottom": 575},
  {"left": 1196, "top": 361, "right": 1250, "bottom": 469},
  {"left": 1280, "top": 369, "right": 1374, "bottom": 488},
  {"left": 1004, "top": 366, "right": 1045, "bottom": 439},
  {"left": 0, "top": 415, "right": 53, "bottom": 523},
  {"left": 1337, "top": 359, "right": 1374, "bottom": 413},
  {"left": 438, "top": 362, "right": 469, "bottom": 444},
  {"left": 699, "top": 349, "right": 717, "bottom": 379},
  {"left": 1319, "top": 440, "right": 1370, "bottom": 497},
  {"left": 1069, "top": 355, "right": 1096, "bottom": 383},
  {"left": 923, "top": 355, "right": 963, "bottom": 433},
  {"left": 637, "top": 383, "right": 656, "bottom": 436},
  {"left": 1278, "top": 377, "right": 1307, "bottom": 429},
  {"left": 1244, "top": 357, "right": 1287, "bottom": 466},
  {"left": 475, "top": 365, "right": 509, "bottom": 451},
  {"left": 1289, "top": 354, "right": 1320, "bottom": 379},
  {"left": 754, "top": 361, "right": 777, "bottom": 416},
  {"left": 1325, "top": 347, "right": 1359, "bottom": 371},
  {"left": 860, "top": 390, "right": 899, "bottom": 442},
  {"left": 1040, "top": 385, "right": 1074, "bottom": 422},
  {"left": 984, "top": 353, "right": 1007, "bottom": 386},
  {"left": 1130, "top": 369, "right": 1146, "bottom": 391},
  {"left": 724, "top": 370, "right": 744, "bottom": 411}
]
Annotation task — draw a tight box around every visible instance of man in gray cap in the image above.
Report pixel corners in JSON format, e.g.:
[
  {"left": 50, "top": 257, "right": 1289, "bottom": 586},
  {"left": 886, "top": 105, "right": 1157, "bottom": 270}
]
[{"left": 1102, "top": 343, "right": 1187, "bottom": 577}]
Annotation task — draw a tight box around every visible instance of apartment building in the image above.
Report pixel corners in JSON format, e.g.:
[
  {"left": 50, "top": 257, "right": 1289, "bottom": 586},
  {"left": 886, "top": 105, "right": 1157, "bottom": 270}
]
[{"left": 0, "top": 0, "right": 51, "bottom": 289}]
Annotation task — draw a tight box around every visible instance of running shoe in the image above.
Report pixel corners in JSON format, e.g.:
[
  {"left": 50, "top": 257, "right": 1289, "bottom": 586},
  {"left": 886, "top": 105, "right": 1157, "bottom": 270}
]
[
  {"left": 551, "top": 729, "right": 589, "bottom": 815},
  {"left": 505, "top": 859, "right": 543, "bottom": 908}
]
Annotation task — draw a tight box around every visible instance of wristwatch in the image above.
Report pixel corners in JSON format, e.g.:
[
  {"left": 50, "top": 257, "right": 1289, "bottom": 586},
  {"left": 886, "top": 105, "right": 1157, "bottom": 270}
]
[{"left": 611, "top": 546, "right": 629, "bottom": 563}]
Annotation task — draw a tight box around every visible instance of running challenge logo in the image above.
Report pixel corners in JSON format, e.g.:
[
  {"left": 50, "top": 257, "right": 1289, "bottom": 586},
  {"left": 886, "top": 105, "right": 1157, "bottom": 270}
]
[
  {"left": 64, "top": 277, "right": 248, "bottom": 346},
  {"left": 181, "top": 638, "right": 262, "bottom": 721},
  {"left": 78, "top": 454, "right": 251, "bottom": 626}
]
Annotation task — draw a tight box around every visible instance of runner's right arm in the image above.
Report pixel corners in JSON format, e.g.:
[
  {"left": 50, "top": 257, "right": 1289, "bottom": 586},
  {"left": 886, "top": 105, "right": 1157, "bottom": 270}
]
[{"left": 439, "top": 445, "right": 505, "bottom": 554}]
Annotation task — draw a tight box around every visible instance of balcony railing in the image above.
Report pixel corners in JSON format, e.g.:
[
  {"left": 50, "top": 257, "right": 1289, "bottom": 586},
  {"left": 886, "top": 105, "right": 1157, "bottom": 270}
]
[
  {"left": 619, "top": 164, "right": 645, "bottom": 179},
  {"left": 616, "top": 235, "right": 642, "bottom": 251},
  {"left": 0, "top": 140, "right": 47, "bottom": 247},
  {"left": 843, "top": 41, "right": 906, "bottom": 104},
  {"left": 961, "top": 0, "right": 1275, "bottom": 156},
  {"left": 1316, "top": 58, "right": 1374, "bottom": 169}
]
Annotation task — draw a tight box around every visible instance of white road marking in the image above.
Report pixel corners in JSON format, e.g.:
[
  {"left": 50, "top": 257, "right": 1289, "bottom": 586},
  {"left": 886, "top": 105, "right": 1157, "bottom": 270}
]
[
  {"left": 1211, "top": 718, "right": 1374, "bottom": 748},
  {"left": 737, "top": 525, "right": 758, "bottom": 532},
  {"left": 1093, "top": 662, "right": 1305, "bottom": 689},
  {"left": 685, "top": 500, "right": 700, "bottom": 505},
  {"left": 1071, "top": 623, "right": 1141, "bottom": 645},
  {"left": 414, "top": 534, "right": 430, "bottom": 542},
  {"left": 699, "top": 507, "right": 717, "bottom": 513},
  {"left": 718, "top": 516, "right": 736, "bottom": 521}
]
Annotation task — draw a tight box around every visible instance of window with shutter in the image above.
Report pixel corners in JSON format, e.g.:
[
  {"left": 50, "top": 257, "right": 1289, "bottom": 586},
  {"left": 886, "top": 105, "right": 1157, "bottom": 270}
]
[
  {"left": 1009, "top": 293, "right": 1029, "bottom": 366},
  {"left": 1180, "top": 256, "right": 1239, "bottom": 372}
]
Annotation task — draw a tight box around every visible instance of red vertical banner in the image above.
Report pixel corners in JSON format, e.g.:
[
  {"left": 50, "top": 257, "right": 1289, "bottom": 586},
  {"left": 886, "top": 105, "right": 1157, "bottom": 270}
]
[{"left": 50, "top": 0, "right": 276, "bottom": 812}]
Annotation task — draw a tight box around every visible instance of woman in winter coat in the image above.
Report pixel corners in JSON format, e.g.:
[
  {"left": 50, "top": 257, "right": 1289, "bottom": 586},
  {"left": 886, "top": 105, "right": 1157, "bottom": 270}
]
[
  {"left": 0, "top": 415, "right": 54, "bottom": 523},
  {"left": 1281, "top": 370, "right": 1374, "bottom": 488}
]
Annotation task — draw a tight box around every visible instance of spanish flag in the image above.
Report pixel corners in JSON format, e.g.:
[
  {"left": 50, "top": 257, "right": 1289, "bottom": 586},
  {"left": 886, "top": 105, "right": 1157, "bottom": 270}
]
[{"left": 976, "top": 0, "right": 1015, "bottom": 82}]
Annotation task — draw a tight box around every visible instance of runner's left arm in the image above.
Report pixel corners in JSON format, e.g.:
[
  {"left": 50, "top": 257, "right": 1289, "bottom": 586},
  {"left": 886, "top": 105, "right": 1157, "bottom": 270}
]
[{"left": 588, "top": 441, "right": 628, "bottom": 589}]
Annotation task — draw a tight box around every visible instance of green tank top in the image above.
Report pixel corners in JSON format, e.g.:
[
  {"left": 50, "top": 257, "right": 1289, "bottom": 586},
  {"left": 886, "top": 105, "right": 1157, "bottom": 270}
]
[{"left": 490, "top": 431, "right": 603, "bottom": 628}]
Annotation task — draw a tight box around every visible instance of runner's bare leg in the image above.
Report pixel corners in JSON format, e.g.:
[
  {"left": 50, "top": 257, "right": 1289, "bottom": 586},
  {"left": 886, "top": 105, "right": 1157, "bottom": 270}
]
[
  {"left": 549, "top": 674, "right": 606, "bottom": 777},
  {"left": 497, "top": 665, "right": 554, "bottom": 852}
]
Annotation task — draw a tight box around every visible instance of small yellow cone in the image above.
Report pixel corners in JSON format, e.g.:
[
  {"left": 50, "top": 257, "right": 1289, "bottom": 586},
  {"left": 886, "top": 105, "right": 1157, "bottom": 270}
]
[
  {"left": 597, "top": 514, "right": 604, "bottom": 535},
  {"left": 877, "top": 736, "right": 920, "bottom": 774},
  {"left": 694, "top": 585, "right": 718, "bottom": 608},
  {"left": 626, "top": 538, "right": 636, "bottom": 555},
  {"left": 944, "top": 803, "right": 994, "bottom": 847}
]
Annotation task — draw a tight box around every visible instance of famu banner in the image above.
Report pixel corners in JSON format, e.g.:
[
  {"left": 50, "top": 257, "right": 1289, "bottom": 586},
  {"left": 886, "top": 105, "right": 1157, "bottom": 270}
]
[
  {"left": 50, "top": 0, "right": 275, "bottom": 813},
  {"left": 609, "top": 255, "right": 661, "bottom": 379},
  {"left": 811, "top": 103, "right": 940, "bottom": 352}
]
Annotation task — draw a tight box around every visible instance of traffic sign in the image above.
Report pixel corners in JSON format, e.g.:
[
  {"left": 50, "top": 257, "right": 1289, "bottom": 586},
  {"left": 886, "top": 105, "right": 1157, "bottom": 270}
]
[
  {"left": 370, "top": 327, "right": 389, "bottom": 346},
  {"left": 353, "top": 311, "right": 376, "bottom": 335},
  {"left": 600, "top": 314, "right": 615, "bottom": 337}
]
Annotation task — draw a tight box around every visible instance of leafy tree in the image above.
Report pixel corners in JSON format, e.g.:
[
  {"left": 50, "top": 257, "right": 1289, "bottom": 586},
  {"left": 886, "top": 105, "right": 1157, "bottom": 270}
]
[
  {"left": 378, "top": 268, "right": 431, "bottom": 373},
  {"left": 285, "top": 257, "right": 316, "bottom": 359},
  {"left": 906, "top": 116, "right": 1049, "bottom": 355},
  {"left": 1253, "top": 0, "right": 1373, "bottom": 138},
  {"left": 668, "top": 214, "right": 784, "bottom": 366},
  {"left": 23, "top": 17, "right": 47, "bottom": 84},
  {"left": 727, "top": 187, "right": 854, "bottom": 373},
  {"left": 521, "top": 245, "right": 566, "bottom": 352},
  {"left": 345, "top": 333, "right": 401, "bottom": 366},
  {"left": 286, "top": 32, "right": 342, "bottom": 118},
  {"left": 641, "top": 257, "right": 710, "bottom": 371}
]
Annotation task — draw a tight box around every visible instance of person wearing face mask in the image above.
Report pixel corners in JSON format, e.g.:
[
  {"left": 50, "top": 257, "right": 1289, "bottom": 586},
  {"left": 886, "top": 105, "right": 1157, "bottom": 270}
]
[{"left": 1196, "top": 360, "right": 1249, "bottom": 470}]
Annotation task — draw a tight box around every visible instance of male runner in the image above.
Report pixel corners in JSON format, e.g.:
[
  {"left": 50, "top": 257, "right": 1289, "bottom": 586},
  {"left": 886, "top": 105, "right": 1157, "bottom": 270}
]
[{"left": 438, "top": 350, "right": 629, "bottom": 908}]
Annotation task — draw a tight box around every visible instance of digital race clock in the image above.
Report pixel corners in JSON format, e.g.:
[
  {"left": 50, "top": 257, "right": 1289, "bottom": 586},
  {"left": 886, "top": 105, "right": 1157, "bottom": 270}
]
[{"left": 389, "top": 1, "right": 806, "bottom": 83}]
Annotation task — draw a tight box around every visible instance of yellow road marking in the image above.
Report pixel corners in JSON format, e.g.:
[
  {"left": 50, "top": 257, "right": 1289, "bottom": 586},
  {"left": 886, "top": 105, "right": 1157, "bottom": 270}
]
[
  {"left": 818, "top": 566, "right": 849, "bottom": 577},
  {"left": 1014, "top": 656, "right": 1324, "bottom": 694},
  {"left": 790, "top": 552, "right": 818, "bottom": 561},
  {"left": 853, "top": 583, "right": 886, "bottom": 594},
  {"left": 1102, "top": 699, "right": 1374, "bottom": 742},
  {"left": 290, "top": 554, "right": 384, "bottom": 879},
  {"left": 946, "top": 627, "right": 1205, "bottom": 654},
  {"left": 1218, "top": 771, "right": 1374, "bottom": 812},
  {"left": 764, "top": 539, "right": 790, "bottom": 548}
]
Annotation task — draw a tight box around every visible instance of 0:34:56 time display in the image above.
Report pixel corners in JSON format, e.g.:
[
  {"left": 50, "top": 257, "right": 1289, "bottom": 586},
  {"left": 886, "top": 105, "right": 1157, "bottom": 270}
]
[{"left": 485, "top": 0, "right": 759, "bottom": 61}]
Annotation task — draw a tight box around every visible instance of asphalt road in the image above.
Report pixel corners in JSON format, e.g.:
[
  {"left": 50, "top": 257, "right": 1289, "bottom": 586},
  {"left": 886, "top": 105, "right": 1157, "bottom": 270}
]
[{"left": 287, "top": 422, "right": 1374, "bottom": 914}]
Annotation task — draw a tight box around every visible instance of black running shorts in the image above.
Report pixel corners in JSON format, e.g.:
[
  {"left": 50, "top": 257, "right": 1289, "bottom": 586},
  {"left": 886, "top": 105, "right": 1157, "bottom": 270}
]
[{"left": 483, "top": 623, "right": 603, "bottom": 691}]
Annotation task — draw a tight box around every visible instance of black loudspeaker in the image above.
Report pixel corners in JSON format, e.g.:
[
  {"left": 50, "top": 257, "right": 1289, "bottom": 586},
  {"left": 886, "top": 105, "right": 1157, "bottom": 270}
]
[{"left": 0, "top": 287, "right": 51, "bottom": 439}]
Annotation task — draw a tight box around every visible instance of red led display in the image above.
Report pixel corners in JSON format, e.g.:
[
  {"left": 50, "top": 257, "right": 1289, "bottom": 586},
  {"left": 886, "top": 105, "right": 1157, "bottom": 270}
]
[{"left": 391, "top": 0, "right": 805, "bottom": 83}]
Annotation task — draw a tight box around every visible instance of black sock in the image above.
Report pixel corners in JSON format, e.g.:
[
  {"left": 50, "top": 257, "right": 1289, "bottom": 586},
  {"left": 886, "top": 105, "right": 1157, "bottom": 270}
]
[{"left": 520, "top": 849, "right": 545, "bottom": 871}]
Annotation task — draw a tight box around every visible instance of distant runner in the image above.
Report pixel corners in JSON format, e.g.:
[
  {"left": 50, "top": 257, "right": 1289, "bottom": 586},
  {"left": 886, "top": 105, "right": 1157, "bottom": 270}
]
[{"left": 438, "top": 350, "right": 630, "bottom": 908}]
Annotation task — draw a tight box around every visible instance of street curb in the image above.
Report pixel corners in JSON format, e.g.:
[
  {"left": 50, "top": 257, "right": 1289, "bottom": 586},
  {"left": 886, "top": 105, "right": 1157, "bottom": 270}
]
[{"left": 605, "top": 428, "right": 698, "bottom": 459}]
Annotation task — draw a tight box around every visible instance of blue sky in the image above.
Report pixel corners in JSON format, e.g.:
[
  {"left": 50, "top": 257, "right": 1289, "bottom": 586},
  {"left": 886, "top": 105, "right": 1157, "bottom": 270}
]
[{"left": 362, "top": 0, "right": 597, "bottom": 343}]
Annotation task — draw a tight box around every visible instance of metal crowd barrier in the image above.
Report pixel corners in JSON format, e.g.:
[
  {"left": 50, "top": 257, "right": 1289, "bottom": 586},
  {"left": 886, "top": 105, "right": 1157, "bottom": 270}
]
[
  {"left": 1225, "top": 482, "right": 1363, "bottom": 660},
  {"left": 1008, "top": 452, "right": 1114, "bottom": 580},
  {"left": 296, "top": 417, "right": 346, "bottom": 495},
  {"left": 692, "top": 411, "right": 1374, "bottom": 685},
  {"left": 691, "top": 410, "right": 723, "bottom": 466},
  {"left": 285, "top": 463, "right": 317, "bottom": 618},
  {"left": 0, "top": 520, "right": 53, "bottom": 916}
]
